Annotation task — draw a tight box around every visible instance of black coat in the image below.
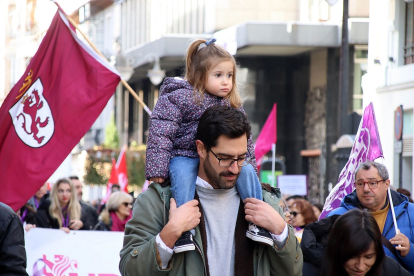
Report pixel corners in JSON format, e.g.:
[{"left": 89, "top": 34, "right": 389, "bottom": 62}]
[
  {"left": 80, "top": 201, "right": 98, "bottom": 230},
  {"left": 94, "top": 217, "right": 112, "bottom": 231},
  {"left": 301, "top": 215, "right": 411, "bottom": 276},
  {"left": 301, "top": 215, "right": 340, "bottom": 276},
  {"left": 35, "top": 199, "right": 91, "bottom": 230},
  {"left": 20, "top": 193, "right": 49, "bottom": 225},
  {"left": 0, "top": 202, "right": 28, "bottom": 276}
]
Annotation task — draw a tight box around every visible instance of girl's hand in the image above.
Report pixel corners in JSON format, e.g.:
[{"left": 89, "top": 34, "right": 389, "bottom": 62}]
[
  {"left": 69, "top": 219, "right": 83, "bottom": 230},
  {"left": 150, "top": 177, "right": 166, "bottom": 183},
  {"left": 61, "top": 227, "right": 70, "bottom": 234}
]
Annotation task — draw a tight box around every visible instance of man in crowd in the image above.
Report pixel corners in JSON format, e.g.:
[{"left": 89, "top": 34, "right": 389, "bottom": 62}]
[
  {"left": 328, "top": 161, "right": 414, "bottom": 273},
  {"left": 0, "top": 202, "right": 28, "bottom": 275},
  {"left": 69, "top": 176, "right": 98, "bottom": 229},
  {"left": 119, "top": 106, "right": 302, "bottom": 276}
]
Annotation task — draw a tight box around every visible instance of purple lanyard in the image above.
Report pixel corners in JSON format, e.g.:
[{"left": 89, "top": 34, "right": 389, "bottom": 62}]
[
  {"left": 21, "top": 196, "right": 40, "bottom": 222},
  {"left": 61, "top": 207, "right": 70, "bottom": 227},
  {"left": 34, "top": 197, "right": 39, "bottom": 208}
]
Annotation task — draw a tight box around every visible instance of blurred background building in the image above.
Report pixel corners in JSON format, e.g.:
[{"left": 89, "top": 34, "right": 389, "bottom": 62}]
[
  {"left": 363, "top": 0, "right": 414, "bottom": 193},
  {"left": 0, "top": 0, "right": 376, "bottom": 203}
]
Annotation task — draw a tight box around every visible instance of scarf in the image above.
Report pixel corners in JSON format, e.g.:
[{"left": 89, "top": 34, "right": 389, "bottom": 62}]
[{"left": 110, "top": 211, "right": 132, "bottom": 232}]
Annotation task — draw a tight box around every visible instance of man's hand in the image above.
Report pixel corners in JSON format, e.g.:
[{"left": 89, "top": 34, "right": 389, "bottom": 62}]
[
  {"left": 244, "top": 198, "right": 286, "bottom": 235},
  {"left": 390, "top": 231, "right": 410, "bottom": 257},
  {"left": 159, "top": 198, "right": 201, "bottom": 249}
]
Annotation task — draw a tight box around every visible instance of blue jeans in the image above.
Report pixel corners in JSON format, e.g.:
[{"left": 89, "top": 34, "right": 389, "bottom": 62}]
[{"left": 169, "top": 156, "right": 262, "bottom": 207}]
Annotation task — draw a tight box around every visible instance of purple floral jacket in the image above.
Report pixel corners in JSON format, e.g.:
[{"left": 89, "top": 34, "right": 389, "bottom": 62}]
[{"left": 145, "top": 77, "right": 257, "bottom": 179}]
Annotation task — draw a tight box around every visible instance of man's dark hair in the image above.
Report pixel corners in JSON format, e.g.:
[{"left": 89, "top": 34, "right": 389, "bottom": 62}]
[
  {"left": 323, "top": 209, "right": 384, "bottom": 276},
  {"left": 69, "top": 176, "right": 80, "bottom": 180},
  {"left": 196, "top": 105, "right": 251, "bottom": 148},
  {"left": 111, "top": 184, "right": 120, "bottom": 192}
]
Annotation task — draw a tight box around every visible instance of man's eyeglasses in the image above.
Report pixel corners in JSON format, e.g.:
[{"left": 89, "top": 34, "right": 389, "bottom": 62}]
[
  {"left": 291, "top": 212, "right": 301, "bottom": 217},
  {"left": 122, "top": 202, "right": 133, "bottom": 208},
  {"left": 354, "top": 179, "right": 385, "bottom": 190},
  {"left": 209, "top": 148, "right": 251, "bottom": 167}
]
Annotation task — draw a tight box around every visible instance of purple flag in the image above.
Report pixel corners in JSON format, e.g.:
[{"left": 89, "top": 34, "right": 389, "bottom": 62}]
[{"left": 319, "top": 103, "right": 383, "bottom": 219}]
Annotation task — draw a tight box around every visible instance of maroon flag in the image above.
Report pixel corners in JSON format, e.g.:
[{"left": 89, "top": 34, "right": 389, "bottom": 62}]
[{"left": 0, "top": 11, "right": 120, "bottom": 211}]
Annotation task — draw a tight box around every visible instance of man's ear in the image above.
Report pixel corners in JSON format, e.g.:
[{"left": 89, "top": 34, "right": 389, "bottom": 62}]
[
  {"left": 385, "top": 179, "right": 391, "bottom": 188},
  {"left": 196, "top": 140, "right": 206, "bottom": 158}
]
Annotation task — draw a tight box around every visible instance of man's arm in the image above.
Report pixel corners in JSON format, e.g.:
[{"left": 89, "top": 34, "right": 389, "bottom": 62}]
[
  {"left": 244, "top": 190, "right": 303, "bottom": 276},
  {"left": 0, "top": 206, "right": 28, "bottom": 276},
  {"left": 119, "top": 187, "right": 200, "bottom": 275}
]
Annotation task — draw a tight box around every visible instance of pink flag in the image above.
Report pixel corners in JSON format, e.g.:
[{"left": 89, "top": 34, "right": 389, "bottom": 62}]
[
  {"left": 319, "top": 103, "right": 383, "bottom": 219},
  {"left": 0, "top": 11, "right": 120, "bottom": 211},
  {"left": 255, "top": 104, "right": 277, "bottom": 169}
]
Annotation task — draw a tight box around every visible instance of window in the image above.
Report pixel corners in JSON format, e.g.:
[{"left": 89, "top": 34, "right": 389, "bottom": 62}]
[
  {"left": 405, "top": 2, "right": 414, "bottom": 64},
  {"left": 353, "top": 47, "right": 368, "bottom": 114}
]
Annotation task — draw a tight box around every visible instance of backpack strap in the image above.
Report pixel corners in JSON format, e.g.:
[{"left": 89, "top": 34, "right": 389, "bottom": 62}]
[{"left": 381, "top": 234, "right": 409, "bottom": 270}]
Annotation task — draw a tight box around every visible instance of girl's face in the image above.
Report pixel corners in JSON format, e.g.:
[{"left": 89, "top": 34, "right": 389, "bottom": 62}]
[
  {"left": 290, "top": 205, "right": 305, "bottom": 227},
  {"left": 57, "top": 183, "right": 71, "bottom": 207},
  {"left": 205, "top": 60, "right": 234, "bottom": 98},
  {"left": 344, "top": 242, "right": 376, "bottom": 276}
]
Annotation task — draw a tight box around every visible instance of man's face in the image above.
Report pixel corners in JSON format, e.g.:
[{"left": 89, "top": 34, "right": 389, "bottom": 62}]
[
  {"left": 355, "top": 166, "right": 390, "bottom": 212},
  {"left": 197, "top": 134, "right": 247, "bottom": 189},
  {"left": 35, "top": 183, "right": 48, "bottom": 200},
  {"left": 72, "top": 179, "right": 83, "bottom": 201}
]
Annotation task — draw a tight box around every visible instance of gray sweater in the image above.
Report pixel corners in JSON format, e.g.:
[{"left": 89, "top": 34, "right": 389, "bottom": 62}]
[{"left": 195, "top": 179, "right": 240, "bottom": 276}]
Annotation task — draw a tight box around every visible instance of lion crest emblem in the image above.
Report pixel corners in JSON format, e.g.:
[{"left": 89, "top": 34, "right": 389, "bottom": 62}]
[{"left": 9, "top": 78, "right": 54, "bottom": 147}]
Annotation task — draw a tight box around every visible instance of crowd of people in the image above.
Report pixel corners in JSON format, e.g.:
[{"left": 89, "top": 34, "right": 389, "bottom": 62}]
[{"left": 2, "top": 38, "right": 414, "bottom": 276}]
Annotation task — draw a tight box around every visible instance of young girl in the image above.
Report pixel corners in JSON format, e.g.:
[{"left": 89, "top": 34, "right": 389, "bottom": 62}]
[{"left": 145, "top": 38, "right": 272, "bottom": 252}]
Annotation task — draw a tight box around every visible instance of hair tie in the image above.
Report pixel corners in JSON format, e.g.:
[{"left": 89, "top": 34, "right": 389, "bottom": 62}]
[
  {"left": 205, "top": 38, "right": 216, "bottom": 46},
  {"left": 197, "top": 38, "right": 216, "bottom": 51}
]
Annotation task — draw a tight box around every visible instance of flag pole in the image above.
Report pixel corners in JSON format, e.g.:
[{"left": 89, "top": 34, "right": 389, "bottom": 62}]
[
  {"left": 388, "top": 188, "right": 401, "bottom": 247},
  {"left": 56, "top": 5, "right": 152, "bottom": 116},
  {"left": 271, "top": 143, "right": 276, "bottom": 187}
]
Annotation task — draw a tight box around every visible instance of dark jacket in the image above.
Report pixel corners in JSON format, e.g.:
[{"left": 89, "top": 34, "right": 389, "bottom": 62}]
[
  {"left": 301, "top": 215, "right": 339, "bottom": 276},
  {"left": 145, "top": 77, "right": 256, "bottom": 180},
  {"left": 94, "top": 217, "right": 112, "bottom": 231},
  {"left": 80, "top": 201, "right": 98, "bottom": 230},
  {"left": 20, "top": 193, "right": 49, "bottom": 225},
  {"left": 302, "top": 216, "right": 411, "bottom": 276},
  {"left": 328, "top": 190, "right": 414, "bottom": 273},
  {"left": 0, "top": 202, "right": 28, "bottom": 276},
  {"left": 35, "top": 198, "right": 91, "bottom": 230}
]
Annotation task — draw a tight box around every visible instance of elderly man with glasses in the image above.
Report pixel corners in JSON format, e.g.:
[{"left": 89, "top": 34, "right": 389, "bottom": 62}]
[
  {"left": 327, "top": 161, "right": 414, "bottom": 273},
  {"left": 120, "top": 105, "right": 302, "bottom": 276}
]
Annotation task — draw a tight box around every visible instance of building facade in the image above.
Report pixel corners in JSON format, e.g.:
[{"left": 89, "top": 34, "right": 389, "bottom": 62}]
[
  {"left": 363, "top": 0, "right": 414, "bottom": 193},
  {"left": 72, "top": 0, "right": 370, "bottom": 203}
]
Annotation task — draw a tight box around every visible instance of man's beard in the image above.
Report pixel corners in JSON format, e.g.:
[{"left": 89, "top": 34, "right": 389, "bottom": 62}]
[{"left": 203, "top": 153, "right": 240, "bottom": 189}]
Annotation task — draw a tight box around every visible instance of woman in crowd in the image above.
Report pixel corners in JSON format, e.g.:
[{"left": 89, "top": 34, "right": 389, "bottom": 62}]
[
  {"left": 20, "top": 182, "right": 48, "bottom": 231},
  {"left": 323, "top": 209, "right": 410, "bottom": 276},
  {"left": 35, "top": 178, "right": 90, "bottom": 233},
  {"left": 290, "top": 198, "right": 317, "bottom": 241},
  {"left": 94, "top": 191, "right": 133, "bottom": 231},
  {"left": 312, "top": 203, "right": 323, "bottom": 219}
]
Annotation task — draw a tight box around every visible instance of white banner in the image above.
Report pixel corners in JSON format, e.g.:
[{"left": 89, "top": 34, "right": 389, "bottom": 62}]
[{"left": 25, "top": 228, "right": 124, "bottom": 276}]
